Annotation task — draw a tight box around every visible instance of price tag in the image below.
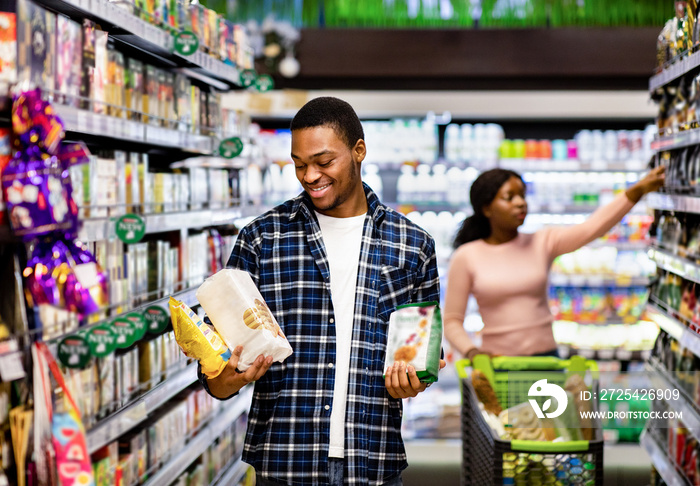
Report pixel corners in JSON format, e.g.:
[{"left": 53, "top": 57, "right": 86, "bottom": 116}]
[
  {"left": 616, "top": 349, "right": 633, "bottom": 361},
  {"left": 591, "top": 160, "right": 607, "bottom": 171},
  {"left": 77, "top": 110, "right": 88, "bottom": 132},
  {"left": 124, "top": 399, "right": 148, "bottom": 423},
  {"left": 0, "top": 340, "right": 25, "bottom": 382},
  {"left": 578, "top": 348, "right": 595, "bottom": 359}
]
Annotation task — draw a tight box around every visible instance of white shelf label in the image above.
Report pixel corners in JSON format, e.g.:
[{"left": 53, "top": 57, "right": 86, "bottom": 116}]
[{"left": 0, "top": 340, "right": 25, "bottom": 382}]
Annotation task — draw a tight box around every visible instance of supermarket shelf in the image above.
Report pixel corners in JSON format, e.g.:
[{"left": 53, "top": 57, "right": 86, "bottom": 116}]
[
  {"left": 77, "top": 205, "right": 262, "bottom": 242},
  {"left": 646, "top": 359, "right": 700, "bottom": 438},
  {"left": 558, "top": 345, "right": 650, "bottom": 362},
  {"left": 650, "top": 50, "right": 700, "bottom": 92},
  {"left": 645, "top": 302, "right": 700, "bottom": 360},
  {"left": 550, "top": 274, "right": 651, "bottom": 287},
  {"left": 586, "top": 240, "right": 650, "bottom": 251},
  {"left": 142, "top": 386, "right": 252, "bottom": 486},
  {"left": 87, "top": 361, "right": 198, "bottom": 453},
  {"left": 648, "top": 246, "right": 700, "bottom": 285},
  {"left": 651, "top": 127, "right": 700, "bottom": 153},
  {"left": 646, "top": 193, "right": 700, "bottom": 214},
  {"left": 37, "top": 0, "right": 239, "bottom": 88},
  {"left": 212, "top": 458, "right": 249, "bottom": 486},
  {"left": 499, "top": 158, "right": 648, "bottom": 172},
  {"left": 640, "top": 429, "right": 687, "bottom": 486},
  {"left": 56, "top": 103, "right": 215, "bottom": 154}
]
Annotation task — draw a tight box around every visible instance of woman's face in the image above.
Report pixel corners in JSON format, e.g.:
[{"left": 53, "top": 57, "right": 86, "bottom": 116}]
[{"left": 482, "top": 176, "right": 527, "bottom": 231}]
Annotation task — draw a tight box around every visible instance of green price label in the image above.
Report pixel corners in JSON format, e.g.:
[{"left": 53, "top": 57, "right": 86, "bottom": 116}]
[
  {"left": 144, "top": 306, "right": 170, "bottom": 334},
  {"left": 125, "top": 312, "right": 148, "bottom": 341},
  {"left": 173, "top": 30, "right": 199, "bottom": 56},
  {"left": 86, "top": 325, "right": 118, "bottom": 358},
  {"left": 240, "top": 69, "right": 257, "bottom": 88},
  {"left": 218, "top": 137, "right": 244, "bottom": 159},
  {"left": 115, "top": 213, "right": 146, "bottom": 244},
  {"left": 255, "top": 74, "right": 274, "bottom": 92},
  {"left": 58, "top": 335, "right": 92, "bottom": 369},
  {"left": 112, "top": 318, "right": 138, "bottom": 349}
]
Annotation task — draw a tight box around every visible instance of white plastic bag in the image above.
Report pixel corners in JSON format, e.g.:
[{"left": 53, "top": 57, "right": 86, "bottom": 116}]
[{"left": 196, "top": 269, "right": 293, "bottom": 371}]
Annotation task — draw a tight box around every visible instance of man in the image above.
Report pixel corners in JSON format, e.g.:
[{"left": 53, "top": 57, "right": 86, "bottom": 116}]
[{"left": 199, "top": 97, "right": 443, "bottom": 485}]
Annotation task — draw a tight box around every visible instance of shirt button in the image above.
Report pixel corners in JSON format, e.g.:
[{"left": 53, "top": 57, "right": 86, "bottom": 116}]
[
  {"left": 328, "top": 363, "right": 334, "bottom": 368},
  {"left": 324, "top": 405, "right": 330, "bottom": 411},
  {"left": 330, "top": 318, "right": 334, "bottom": 324}
]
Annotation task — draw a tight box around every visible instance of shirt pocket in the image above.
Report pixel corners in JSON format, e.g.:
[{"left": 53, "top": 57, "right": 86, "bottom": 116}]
[{"left": 377, "top": 265, "right": 418, "bottom": 324}]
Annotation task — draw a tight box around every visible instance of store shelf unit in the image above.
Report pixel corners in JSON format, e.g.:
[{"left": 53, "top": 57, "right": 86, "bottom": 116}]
[
  {"left": 550, "top": 274, "right": 651, "bottom": 288},
  {"left": 142, "top": 386, "right": 252, "bottom": 486},
  {"left": 647, "top": 193, "right": 700, "bottom": 214},
  {"left": 76, "top": 205, "right": 263, "bottom": 242},
  {"left": 498, "top": 158, "right": 648, "bottom": 173},
  {"left": 646, "top": 359, "right": 700, "bottom": 439},
  {"left": 648, "top": 246, "right": 700, "bottom": 286},
  {"left": 558, "top": 344, "right": 651, "bottom": 362},
  {"left": 86, "top": 361, "right": 198, "bottom": 453},
  {"left": 36, "top": 0, "right": 240, "bottom": 88},
  {"left": 649, "top": 49, "right": 700, "bottom": 93},
  {"left": 645, "top": 303, "right": 700, "bottom": 359},
  {"left": 640, "top": 429, "right": 687, "bottom": 486}
]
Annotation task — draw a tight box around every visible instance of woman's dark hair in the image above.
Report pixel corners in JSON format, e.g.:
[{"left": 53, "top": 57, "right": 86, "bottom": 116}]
[
  {"left": 290, "top": 96, "right": 365, "bottom": 150},
  {"left": 453, "top": 168, "right": 523, "bottom": 248}
]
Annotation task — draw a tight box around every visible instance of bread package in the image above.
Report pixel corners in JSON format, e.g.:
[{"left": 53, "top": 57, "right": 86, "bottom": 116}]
[
  {"left": 383, "top": 302, "right": 442, "bottom": 383},
  {"left": 195, "top": 269, "right": 293, "bottom": 371}
]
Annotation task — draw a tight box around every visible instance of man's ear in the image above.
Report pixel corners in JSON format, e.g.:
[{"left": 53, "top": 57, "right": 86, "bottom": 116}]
[{"left": 353, "top": 139, "right": 367, "bottom": 164}]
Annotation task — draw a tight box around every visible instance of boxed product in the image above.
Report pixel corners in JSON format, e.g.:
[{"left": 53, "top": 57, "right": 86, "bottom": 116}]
[
  {"left": 143, "top": 65, "right": 159, "bottom": 125},
  {"left": 383, "top": 302, "right": 442, "bottom": 383},
  {"left": 107, "top": 49, "right": 125, "bottom": 117},
  {"left": 80, "top": 19, "right": 96, "bottom": 110},
  {"left": 0, "top": 128, "right": 10, "bottom": 225},
  {"left": 125, "top": 58, "right": 144, "bottom": 121},
  {"left": 196, "top": 269, "right": 293, "bottom": 371},
  {"left": 56, "top": 15, "right": 82, "bottom": 106},
  {"left": 93, "top": 28, "right": 108, "bottom": 114},
  {"left": 0, "top": 12, "right": 17, "bottom": 85},
  {"left": 16, "top": 0, "right": 56, "bottom": 92}
]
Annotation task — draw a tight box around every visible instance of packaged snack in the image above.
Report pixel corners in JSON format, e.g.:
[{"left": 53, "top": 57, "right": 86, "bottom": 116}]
[
  {"left": 169, "top": 297, "right": 230, "bottom": 378},
  {"left": 107, "top": 49, "right": 125, "bottom": 118},
  {"left": 93, "top": 29, "right": 108, "bottom": 114},
  {"left": 499, "top": 401, "right": 549, "bottom": 441},
  {"left": 80, "top": 19, "right": 96, "bottom": 111},
  {"left": 56, "top": 16, "right": 82, "bottom": 106},
  {"left": 0, "top": 12, "right": 17, "bottom": 85},
  {"left": 383, "top": 302, "right": 442, "bottom": 383},
  {"left": 195, "top": 269, "right": 293, "bottom": 371},
  {"left": 472, "top": 369, "right": 502, "bottom": 415}
]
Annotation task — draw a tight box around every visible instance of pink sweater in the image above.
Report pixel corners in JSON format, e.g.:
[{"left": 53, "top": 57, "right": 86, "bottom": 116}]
[{"left": 443, "top": 193, "right": 635, "bottom": 357}]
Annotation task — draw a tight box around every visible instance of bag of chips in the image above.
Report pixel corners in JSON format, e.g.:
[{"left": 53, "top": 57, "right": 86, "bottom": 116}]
[
  {"left": 383, "top": 302, "right": 443, "bottom": 383},
  {"left": 169, "top": 297, "right": 231, "bottom": 378}
]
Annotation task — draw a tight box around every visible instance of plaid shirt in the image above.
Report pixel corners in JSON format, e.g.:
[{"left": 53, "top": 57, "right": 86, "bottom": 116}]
[{"left": 200, "top": 184, "right": 440, "bottom": 485}]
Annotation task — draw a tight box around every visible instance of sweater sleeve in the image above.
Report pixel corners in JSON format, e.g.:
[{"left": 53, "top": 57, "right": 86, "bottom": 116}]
[
  {"left": 545, "top": 193, "right": 635, "bottom": 259},
  {"left": 443, "top": 246, "right": 477, "bottom": 356}
]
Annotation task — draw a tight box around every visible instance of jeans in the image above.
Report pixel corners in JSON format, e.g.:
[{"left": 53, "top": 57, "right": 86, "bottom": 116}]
[{"left": 255, "top": 459, "right": 404, "bottom": 485}]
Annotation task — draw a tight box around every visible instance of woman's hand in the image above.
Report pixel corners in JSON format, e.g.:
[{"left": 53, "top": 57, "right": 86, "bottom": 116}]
[
  {"left": 626, "top": 165, "right": 666, "bottom": 203},
  {"left": 385, "top": 359, "right": 446, "bottom": 399}
]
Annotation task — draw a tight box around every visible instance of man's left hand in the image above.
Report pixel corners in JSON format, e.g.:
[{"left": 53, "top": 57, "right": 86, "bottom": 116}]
[{"left": 385, "top": 359, "right": 447, "bottom": 399}]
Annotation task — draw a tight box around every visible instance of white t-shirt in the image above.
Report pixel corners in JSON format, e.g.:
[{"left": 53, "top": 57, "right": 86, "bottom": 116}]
[{"left": 315, "top": 211, "right": 366, "bottom": 458}]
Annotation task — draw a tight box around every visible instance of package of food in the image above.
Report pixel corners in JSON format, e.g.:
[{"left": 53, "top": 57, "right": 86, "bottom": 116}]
[
  {"left": 169, "top": 297, "right": 230, "bottom": 378},
  {"left": 195, "top": 269, "right": 293, "bottom": 371},
  {"left": 472, "top": 369, "right": 502, "bottom": 415},
  {"left": 383, "top": 302, "right": 442, "bottom": 383}
]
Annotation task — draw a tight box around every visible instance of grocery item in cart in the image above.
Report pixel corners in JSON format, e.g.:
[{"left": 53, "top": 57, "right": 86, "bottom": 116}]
[
  {"left": 195, "top": 269, "right": 293, "bottom": 371},
  {"left": 472, "top": 369, "right": 502, "bottom": 415},
  {"left": 383, "top": 302, "right": 443, "bottom": 383},
  {"left": 499, "top": 402, "right": 551, "bottom": 441},
  {"left": 169, "top": 297, "right": 230, "bottom": 378}
]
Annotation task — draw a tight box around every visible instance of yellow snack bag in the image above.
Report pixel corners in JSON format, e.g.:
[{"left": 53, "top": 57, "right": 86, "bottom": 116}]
[{"left": 168, "top": 297, "right": 231, "bottom": 378}]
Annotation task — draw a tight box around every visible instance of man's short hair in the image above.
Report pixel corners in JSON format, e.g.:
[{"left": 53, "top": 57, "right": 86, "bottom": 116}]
[{"left": 290, "top": 97, "right": 365, "bottom": 150}]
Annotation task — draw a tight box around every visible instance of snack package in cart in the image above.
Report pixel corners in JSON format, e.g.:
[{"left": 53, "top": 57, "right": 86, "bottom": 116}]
[
  {"left": 383, "top": 302, "right": 443, "bottom": 383},
  {"left": 195, "top": 269, "right": 293, "bottom": 371}
]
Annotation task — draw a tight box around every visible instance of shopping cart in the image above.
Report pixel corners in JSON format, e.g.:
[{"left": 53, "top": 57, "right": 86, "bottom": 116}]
[{"left": 457, "top": 355, "right": 604, "bottom": 486}]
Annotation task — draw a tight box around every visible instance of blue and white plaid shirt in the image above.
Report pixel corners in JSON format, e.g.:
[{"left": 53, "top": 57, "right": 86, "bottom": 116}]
[{"left": 201, "top": 184, "right": 440, "bottom": 485}]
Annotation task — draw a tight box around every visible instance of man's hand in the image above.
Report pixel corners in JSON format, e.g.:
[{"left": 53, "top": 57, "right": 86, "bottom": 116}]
[
  {"left": 385, "top": 359, "right": 447, "bottom": 399},
  {"left": 206, "top": 346, "right": 273, "bottom": 399}
]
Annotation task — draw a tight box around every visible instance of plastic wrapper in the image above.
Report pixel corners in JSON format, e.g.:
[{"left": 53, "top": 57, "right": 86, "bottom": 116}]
[
  {"left": 472, "top": 369, "right": 502, "bottom": 415},
  {"left": 383, "top": 302, "right": 442, "bottom": 383},
  {"left": 195, "top": 269, "right": 293, "bottom": 371},
  {"left": 168, "top": 297, "right": 230, "bottom": 378}
]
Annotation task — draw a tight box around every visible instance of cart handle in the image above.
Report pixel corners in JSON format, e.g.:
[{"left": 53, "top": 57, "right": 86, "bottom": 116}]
[
  {"left": 511, "top": 440, "right": 590, "bottom": 453},
  {"left": 455, "top": 356, "right": 599, "bottom": 376}
]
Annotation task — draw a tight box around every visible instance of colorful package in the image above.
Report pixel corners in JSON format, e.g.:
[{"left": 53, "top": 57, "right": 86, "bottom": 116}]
[
  {"left": 56, "top": 16, "right": 82, "bottom": 106},
  {"left": 383, "top": 302, "right": 442, "bottom": 383},
  {"left": 195, "top": 269, "right": 293, "bottom": 371},
  {"left": 169, "top": 297, "right": 230, "bottom": 378},
  {"left": 0, "top": 12, "right": 17, "bottom": 85}
]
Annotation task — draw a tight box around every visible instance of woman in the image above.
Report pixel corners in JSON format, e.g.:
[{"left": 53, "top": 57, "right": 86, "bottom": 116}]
[{"left": 443, "top": 166, "right": 666, "bottom": 359}]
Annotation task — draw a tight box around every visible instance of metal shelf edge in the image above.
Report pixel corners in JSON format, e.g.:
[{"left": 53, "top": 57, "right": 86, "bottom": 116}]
[
  {"left": 640, "top": 430, "right": 687, "bottom": 486},
  {"left": 645, "top": 303, "right": 687, "bottom": 341},
  {"left": 86, "top": 361, "right": 198, "bottom": 453},
  {"left": 648, "top": 246, "right": 700, "bottom": 285},
  {"left": 649, "top": 50, "right": 700, "bottom": 93},
  {"left": 646, "top": 361, "right": 700, "bottom": 439},
  {"left": 212, "top": 458, "right": 249, "bottom": 486}
]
